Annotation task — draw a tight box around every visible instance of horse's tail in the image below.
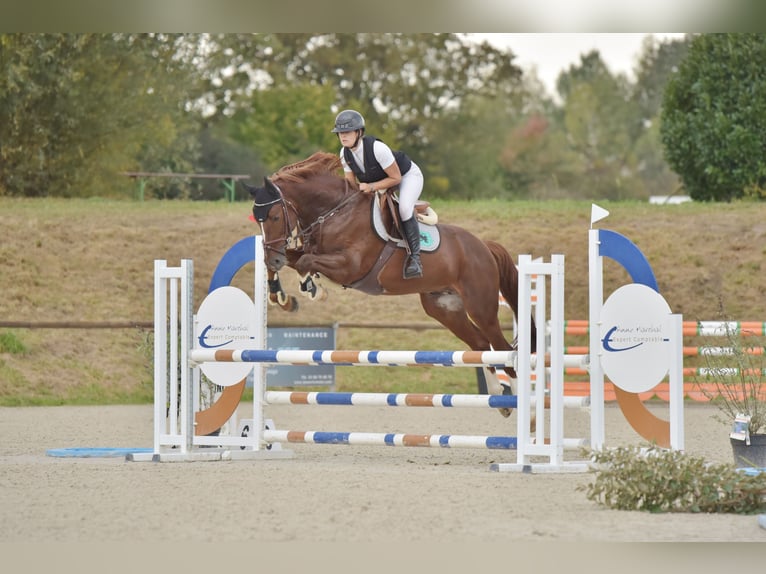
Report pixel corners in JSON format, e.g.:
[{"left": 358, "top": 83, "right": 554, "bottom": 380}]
[{"left": 485, "top": 240, "right": 537, "bottom": 352}]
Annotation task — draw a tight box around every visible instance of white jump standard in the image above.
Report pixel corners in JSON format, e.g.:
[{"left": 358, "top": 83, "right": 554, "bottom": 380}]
[{"left": 133, "top": 236, "right": 590, "bottom": 468}]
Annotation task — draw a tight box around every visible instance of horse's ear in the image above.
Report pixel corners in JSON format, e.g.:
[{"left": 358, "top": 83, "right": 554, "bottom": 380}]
[
  {"left": 241, "top": 180, "right": 257, "bottom": 198},
  {"left": 251, "top": 177, "right": 281, "bottom": 222}
]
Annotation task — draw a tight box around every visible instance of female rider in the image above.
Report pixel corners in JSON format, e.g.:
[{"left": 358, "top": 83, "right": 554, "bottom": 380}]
[{"left": 332, "top": 109, "right": 424, "bottom": 279}]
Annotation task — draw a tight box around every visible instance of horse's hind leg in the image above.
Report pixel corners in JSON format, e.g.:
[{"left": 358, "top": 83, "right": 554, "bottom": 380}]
[
  {"left": 419, "top": 292, "right": 517, "bottom": 418},
  {"left": 436, "top": 281, "right": 540, "bottom": 429},
  {"left": 297, "top": 272, "right": 328, "bottom": 301}
]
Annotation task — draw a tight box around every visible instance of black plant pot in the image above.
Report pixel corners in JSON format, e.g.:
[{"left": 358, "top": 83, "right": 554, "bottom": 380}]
[{"left": 730, "top": 433, "right": 766, "bottom": 469}]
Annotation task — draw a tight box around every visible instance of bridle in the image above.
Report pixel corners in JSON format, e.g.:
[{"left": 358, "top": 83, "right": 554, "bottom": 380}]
[
  {"left": 253, "top": 185, "right": 302, "bottom": 255},
  {"left": 254, "top": 178, "right": 358, "bottom": 256}
]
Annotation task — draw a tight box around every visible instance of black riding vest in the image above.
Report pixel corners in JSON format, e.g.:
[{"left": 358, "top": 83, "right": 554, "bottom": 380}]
[{"left": 343, "top": 135, "right": 412, "bottom": 184}]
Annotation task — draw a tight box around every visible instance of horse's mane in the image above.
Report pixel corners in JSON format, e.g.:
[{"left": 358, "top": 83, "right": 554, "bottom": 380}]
[{"left": 273, "top": 152, "right": 342, "bottom": 184}]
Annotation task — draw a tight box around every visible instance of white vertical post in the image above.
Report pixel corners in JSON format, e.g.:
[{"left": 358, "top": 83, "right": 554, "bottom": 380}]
[
  {"left": 549, "top": 254, "right": 565, "bottom": 466},
  {"left": 252, "top": 235, "right": 268, "bottom": 451},
  {"left": 168, "top": 276, "right": 179, "bottom": 441},
  {"left": 588, "top": 229, "right": 605, "bottom": 450},
  {"left": 191, "top": 333, "right": 201, "bottom": 439},
  {"left": 179, "top": 259, "right": 194, "bottom": 453},
  {"left": 153, "top": 260, "right": 168, "bottom": 455},
  {"left": 516, "top": 254, "right": 533, "bottom": 466},
  {"left": 532, "top": 270, "right": 546, "bottom": 442},
  {"left": 668, "top": 313, "right": 685, "bottom": 450}
]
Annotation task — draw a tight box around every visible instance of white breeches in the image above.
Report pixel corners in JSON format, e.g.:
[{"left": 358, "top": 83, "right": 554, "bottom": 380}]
[{"left": 397, "top": 162, "right": 424, "bottom": 221}]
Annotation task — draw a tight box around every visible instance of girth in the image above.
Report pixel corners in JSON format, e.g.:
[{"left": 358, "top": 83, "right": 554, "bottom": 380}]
[{"left": 342, "top": 241, "right": 398, "bottom": 295}]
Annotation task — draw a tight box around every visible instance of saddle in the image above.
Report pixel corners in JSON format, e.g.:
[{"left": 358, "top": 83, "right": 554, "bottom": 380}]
[
  {"left": 379, "top": 190, "right": 438, "bottom": 230},
  {"left": 414, "top": 200, "right": 438, "bottom": 225},
  {"left": 371, "top": 190, "right": 440, "bottom": 250}
]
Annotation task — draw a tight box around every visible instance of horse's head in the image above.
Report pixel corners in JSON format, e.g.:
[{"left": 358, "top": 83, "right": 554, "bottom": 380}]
[
  {"left": 244, "top": 177, "right": 294, "bottom": 271},
  {"left": 244, "top": 152, "right": 353, "bottom": 272}
]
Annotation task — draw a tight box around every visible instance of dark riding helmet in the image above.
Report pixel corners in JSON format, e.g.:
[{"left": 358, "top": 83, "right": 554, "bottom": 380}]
[{"left": 332, "top": 109, "right": 365, "bottom": 133}]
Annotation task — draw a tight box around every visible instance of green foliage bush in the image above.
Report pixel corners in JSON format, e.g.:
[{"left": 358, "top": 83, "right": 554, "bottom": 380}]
[
  {"left": 579, "top": 445, "right": 766, "bottom": 514},
  {"left": 661, "top": 34, "right": 766, "bottom": 201}
]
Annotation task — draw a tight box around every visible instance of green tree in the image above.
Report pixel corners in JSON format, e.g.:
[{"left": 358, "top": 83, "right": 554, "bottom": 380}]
[
  {"left": 230, "top": 84, "right": 339, "bottom": 171},
  {"left": 631, "top": 35, "right": 691, "bottom": 197},
  {"left": 633, "top": 34, "right": 692, "bottom": 122},
  {"left": 496, "top": 38, "right": 690, "bottom": 201},
  {"left": 632, "top": 119, "right": 681, "bottom": 199},
  {"left": 193, "top": 124, "right": 268, "bottom": 201},
  {"left": 0, "top": 34, "right": 202, "bottom": 198},
  {"left": 490, "top": 62, "right": 582, "bottom": 199},
  {"left": 427, "top": 95, "right": 515, "bottom": 199},
  {"left": 556, "top": 51, "right": 644, "bottom": 199},
  {"left": 498, "top": 111, "right": 583, "bottom": 199},
  {"left": 660, "top": 33, "right": 766, "bottom": 201},
  {"left": 202, "top": 33, "right": 525, "bottom": 178}
]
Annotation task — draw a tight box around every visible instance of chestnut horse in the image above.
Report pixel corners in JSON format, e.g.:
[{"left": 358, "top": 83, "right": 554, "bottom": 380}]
[{"left": 244, "top": 152, "right": 536, "bottom": 413}]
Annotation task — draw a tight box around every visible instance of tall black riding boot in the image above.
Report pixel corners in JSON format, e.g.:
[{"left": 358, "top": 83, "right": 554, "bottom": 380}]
[{"left": 401, "top": 216, "right": 423, "bottom": 279}]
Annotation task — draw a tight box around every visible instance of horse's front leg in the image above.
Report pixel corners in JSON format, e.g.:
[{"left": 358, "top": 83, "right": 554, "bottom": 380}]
[
  {"left": 267, "top": 271, "right": 299, "bottom": 312},
  {"left": 297, "top": 272, "right": 328, "bottom": 302},
  {"left": 294, "top": 252, "right": 358, "bottom": 286}
]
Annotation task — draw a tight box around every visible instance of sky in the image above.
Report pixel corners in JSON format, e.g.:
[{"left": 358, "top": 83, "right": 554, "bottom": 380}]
[{"left": 470, "top": 33, "right": 686, "bottom": 98}]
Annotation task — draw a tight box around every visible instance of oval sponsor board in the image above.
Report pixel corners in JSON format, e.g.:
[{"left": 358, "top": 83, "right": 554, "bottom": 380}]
[
  {"left": 195, "top": 286, "right": 256, "bottom": 387},
  {"left": 599, "top": 283, "right": 672, "bottom": 393}
]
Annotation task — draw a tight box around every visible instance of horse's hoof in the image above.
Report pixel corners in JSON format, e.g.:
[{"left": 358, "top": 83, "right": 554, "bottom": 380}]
[
  {"left": 497, "top": 408, "right": 512, "bottom": 418},
  {"left": 282, "top": 296, "right": 299, "bottom": 312}
]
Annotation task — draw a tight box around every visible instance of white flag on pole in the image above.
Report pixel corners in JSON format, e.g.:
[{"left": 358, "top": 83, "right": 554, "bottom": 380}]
[{"left": 590, "top": 204, "right": 610, "bottom": 226}]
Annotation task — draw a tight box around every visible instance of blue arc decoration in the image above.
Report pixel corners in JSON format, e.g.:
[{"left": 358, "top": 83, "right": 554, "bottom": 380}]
[
  {"left": 209, "top": 236, "right": 256, "bottom": 293},
  {"left": 598, "top": 229, "right": 658, "bottom": 291}
]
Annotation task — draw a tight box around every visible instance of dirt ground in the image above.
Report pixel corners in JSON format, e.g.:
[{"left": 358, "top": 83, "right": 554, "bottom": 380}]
[{"left": 1, "top": 401, "right": 764, "bottom": 550}]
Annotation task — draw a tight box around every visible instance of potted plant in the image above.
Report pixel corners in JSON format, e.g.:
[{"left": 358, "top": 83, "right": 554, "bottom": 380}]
[{"left": 696, "top": 318, "right": 766, "bottom": 469}]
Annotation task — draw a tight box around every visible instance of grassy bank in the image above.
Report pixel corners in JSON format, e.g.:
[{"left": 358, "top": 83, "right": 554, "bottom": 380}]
[{"left": 1, "top": 196, "right": 765, "bottom": 405}]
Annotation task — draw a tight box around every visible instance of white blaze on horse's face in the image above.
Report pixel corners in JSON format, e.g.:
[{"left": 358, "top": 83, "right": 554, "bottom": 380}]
[{"left": 257, "top": 212, "right": 288, "bottom": 271}]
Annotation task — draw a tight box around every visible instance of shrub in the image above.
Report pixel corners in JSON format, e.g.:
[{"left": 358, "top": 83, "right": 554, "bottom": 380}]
[{"left": 578, "top": 445, "right": 766, "bottom": 514}]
